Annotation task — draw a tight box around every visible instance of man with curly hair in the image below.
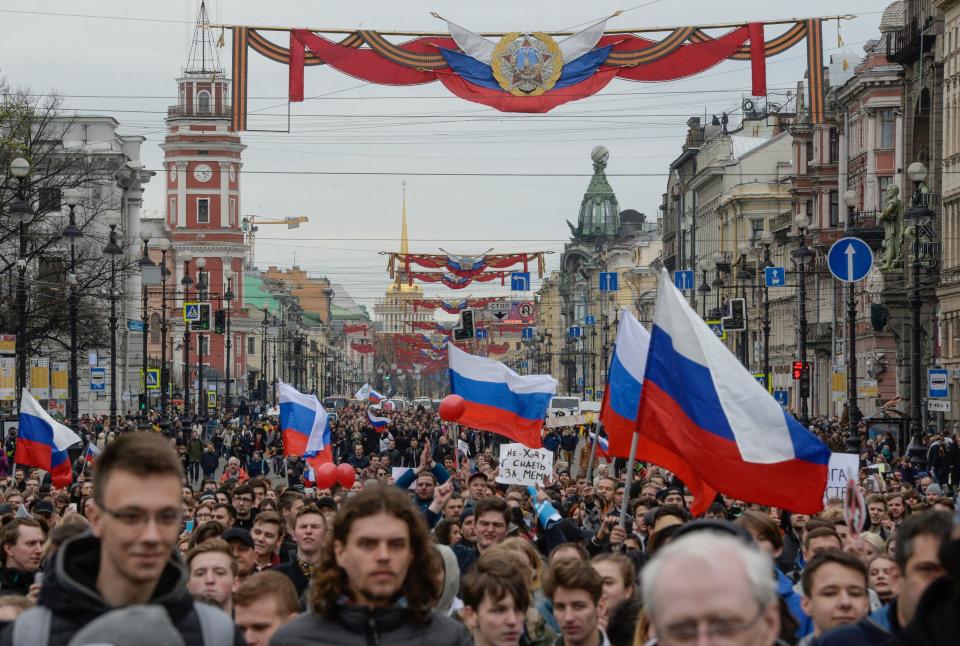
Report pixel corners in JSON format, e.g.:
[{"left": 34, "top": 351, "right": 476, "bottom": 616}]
[{"left": 270, "top": 484, "right": 471, "bottom": 645}]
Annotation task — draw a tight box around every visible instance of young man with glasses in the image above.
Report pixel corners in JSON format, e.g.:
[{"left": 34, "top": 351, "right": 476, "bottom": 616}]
[{"left": 1, "top": 432, "right": 243, "bottom": 645}]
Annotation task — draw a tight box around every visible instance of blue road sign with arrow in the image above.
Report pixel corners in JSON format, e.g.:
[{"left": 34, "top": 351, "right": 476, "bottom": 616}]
[
  {"left": 674, "top": 270, "right": 695, "bottom": 291},
  {"left": 827, "top": 237, "right": 873, "bottom": 283},
  {"left": 765, "top": 267, "right": 786, "bottom": 288}
]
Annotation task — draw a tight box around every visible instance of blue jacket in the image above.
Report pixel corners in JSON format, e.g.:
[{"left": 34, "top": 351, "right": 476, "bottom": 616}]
[
  {"left": 777, "top": 568, "right": 813, "bottom": 638},
  {"left": 394, "top": 463, "right": 450, "bottom": 513}
]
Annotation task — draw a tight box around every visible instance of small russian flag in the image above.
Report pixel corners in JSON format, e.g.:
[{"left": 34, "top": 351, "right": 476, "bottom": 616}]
[
  {"left": 84, "top": 443, "right": 99, "bottom": 465},
  {"left": 367, "top": 408, "right": 389, "bottom": 432},
  {"left": 589, "top": 431, "right": 610, "bottom": 457}
]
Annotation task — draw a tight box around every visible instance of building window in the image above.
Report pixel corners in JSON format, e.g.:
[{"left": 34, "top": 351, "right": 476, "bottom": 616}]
[
  {"left": 199, "top": 335, "right": 209, "bottom": 355},
  {"left": 168, "top": 197, "right": 176, "bottom": 225},
  {"left": 197, "top": 198, "right": 209, "bottom": 224},
  {"left": 248, "top": 336, "right": 256, "bottom": 355},
  {"left": 236, "top": 333, "right": 243, "bottom": 358},
  {"left": 38, "top": 187, "right": 61, "bottom": 214},
  {"left": 880, "top": 110, "right": 896, "bottom": 149},
  {"left": 828, "top": 128, "right": 840, "bottom": 163},
  {"left": 750, "top": 219, "right": 764, "bottom": 243},
  {"left": 829, "top": 191, "right": 839, "bottom": 227},
  {"left": 229, "top": 198, "right": 236, "bottom": 226},
  {"left": 878, "top": 176, "right": 892, "bottom": 209},
  {"left": 197, "top": 91, "right": 211, "bottom": 114}
]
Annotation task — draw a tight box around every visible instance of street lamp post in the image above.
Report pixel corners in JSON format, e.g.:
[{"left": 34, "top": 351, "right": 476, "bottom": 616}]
[
  {"left": 697, "top": 258, "right": 712, "bottom": 318},
  {"left": 8, "top": 158, "right": 33, "bottom": 406},
  {"left": 905, "top": 162, "right": 934, "bottom": 469},
  {"left": 736, "top": 242, "right": 754, "bottom": 369},
  {"left": 759, "top": 231, "right": 775, "bottom": 394},
  {"left": 102, "top": 211, "right": 123, "bottom": 424},
  {"left": 62, "top": 188, "right": 83, "bottom": 428},
  {"left": 195, "top": 257, "right": 207, "bottom": 417},
  {"left": 180, "top": 253, "right": 194, "bottom": 416},
  {"left": 843, "top": 190, "right": 862, "bottom": 453},
  {"left": 157, "top": 238, "right": 171, "bottom": 414},
  {"left": 138, "top": 232, "right": 154, "bottom": 415},
  {"left": 223, "top": 265, "right": 234, "bottom": 411},
  {"left": 792, "top": 213, "right": 812, "bottom": 424}
]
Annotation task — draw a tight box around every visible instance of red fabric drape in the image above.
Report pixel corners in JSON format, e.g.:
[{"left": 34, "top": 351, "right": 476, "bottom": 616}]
[
  {"left": 350, "top": 343, "right": 375, "bottom": 354},
  {"left": 289, "top": 32, "right": 305, "bottom": 102},
  {"left": 342, "top": 324, "right": 368, "bottom": 334},
  {"left": 748, "top": 23, "right": 767, "bottom": 97},
  {"left": 611, "top": 27, "right": 750, "bottom": 82}
]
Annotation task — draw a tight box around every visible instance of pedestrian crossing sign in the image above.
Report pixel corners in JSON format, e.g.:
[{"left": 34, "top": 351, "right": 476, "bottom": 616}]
[
  {"left": 145, "top": 368, "right": 160, "bottom": 390},
  {"left": 207, "top": 391, "right": 217, "bottom": 409},
  {"left": 183, "top": 302, "right": 200, "bottom": 322}
]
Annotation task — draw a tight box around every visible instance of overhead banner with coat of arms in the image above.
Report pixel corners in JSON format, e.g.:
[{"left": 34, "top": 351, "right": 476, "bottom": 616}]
[{"left": 224, "top": 14, "right": 832, "bottom": 129}]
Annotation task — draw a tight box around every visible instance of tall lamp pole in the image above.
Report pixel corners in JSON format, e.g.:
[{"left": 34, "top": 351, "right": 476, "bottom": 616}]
[
  {"left": 157, "top": 238, "right": 171, "bottom": 414},
  {"left": 697, "top": 258, "right": 712, "bottom": 319},
  {"left": 195, "top": 257, "right": 207, "bottom": 417},
  {"left": 223, "top": 264, "right": 234, "bottom": 411},
  {"left": 906, "top": 162, "right": 934, "bottom": 469},
  {"left": 138, "top": 232, "right": 155, "bottom": 415},
  {"left": 62, "top": 188, "right": 84, "bottom": 428},
  {"left": 8, "top": 158, "right": 33, "bottom": 407},
  {"left": 842, "top": 190, "right": 862, "bottom": 453},
  {"left": 180, "top": 253, "right": 194, "bottom": 416},
  {"left": 759, "top": 231, "right": 775, "bottom": 393},
  {"left": 102, "top": 211, "right": 123, "bottom": 424},
  {"left": 792, "top": 213, "right": 812, "bottom": 424}
]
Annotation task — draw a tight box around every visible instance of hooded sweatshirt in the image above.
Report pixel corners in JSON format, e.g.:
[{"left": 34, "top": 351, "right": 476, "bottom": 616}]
[
  {"left": 434, "top": 544, "right": 461, "bottom": 616},
  {"left": 0, "top": 533, "right": 243, "bottom": 646}
]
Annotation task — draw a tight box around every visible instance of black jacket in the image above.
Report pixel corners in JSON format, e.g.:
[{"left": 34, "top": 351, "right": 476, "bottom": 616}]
[
  {"left": 891, "top": 576, "right": 960, "bottom": 646},
  {"left": 272, "top": 559, "right": 310, "bottom": 598},
  {"left": 0, "top": 567, "right": 33, "bottom": 597},
  {"left": 0, "top": 534, "right": 244, "bottom": 646}
]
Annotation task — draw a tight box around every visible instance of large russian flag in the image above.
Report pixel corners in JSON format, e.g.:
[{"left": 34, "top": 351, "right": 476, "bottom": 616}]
[
  {"left": 278, "top": 382, "right": 328, "bottom": 458},
  {"left": 15, "top": 389, "right": 80, "bottom": 475},
  {"left": 448, "top": 344, "right": 557, "bottom": 448},
  {"left": 600, "top": 310, "right": 650, "bottom": 458},
  {"left": 638, "top": 271, "right": 831, "bottom": 516}
]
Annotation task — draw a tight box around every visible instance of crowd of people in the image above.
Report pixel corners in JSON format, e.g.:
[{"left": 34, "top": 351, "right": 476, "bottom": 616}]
[{"left": 0, "top": 401, "right": 953, "bottom": 645}]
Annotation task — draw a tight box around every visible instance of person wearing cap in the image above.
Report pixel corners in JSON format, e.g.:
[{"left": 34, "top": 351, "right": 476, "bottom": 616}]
[
  {"left": 223, "top": 527, "right": 257, "bottom": 584},
  {"left": 0, "top": 432, "right": 244, "bottom": 645},
  {"left": 271, "top": 485, "right": 471, "bottom": 646}
]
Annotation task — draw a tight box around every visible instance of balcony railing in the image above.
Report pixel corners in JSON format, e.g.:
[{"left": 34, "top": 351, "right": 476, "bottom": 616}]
[
  {"left": 167, "top": 104, "right": 232, "bottom": 119},
  {"left": 887, "top": 17, "right": 936, "bottom": 65}
]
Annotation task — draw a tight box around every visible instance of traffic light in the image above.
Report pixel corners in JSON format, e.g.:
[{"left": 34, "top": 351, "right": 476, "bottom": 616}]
[
  {"left": 792, "top": 361, "right": 804, "bottom": 380},
  {"left": 214, "top": 309, "right": 226, "bottom": 334},
  {"left": 453, "top": 309, "right": 476, "bottom": 341},
  {"left": 138, "top": 394, "right": 147, "bottom": 411},
  {"left": 190, "top": 303, "right": 211, "bottom": 331}
]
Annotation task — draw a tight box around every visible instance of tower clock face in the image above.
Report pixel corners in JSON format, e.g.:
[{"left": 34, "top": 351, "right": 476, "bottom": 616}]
[{"left": 193, "top": 164, "right": 213, "bottom": 183}]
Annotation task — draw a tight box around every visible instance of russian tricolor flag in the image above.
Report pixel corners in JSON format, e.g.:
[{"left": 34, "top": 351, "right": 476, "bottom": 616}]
[
  {"left": 279, "top": 382, "right": 331, "bottom": 465},
  {"left": 637, "top": 272, "right": 830, "bottom": 515},
  {"left": 600, "top": 310, "right": 650, "bottom": 458},
  {"left": 84, "top": 443, "right": 99, "bottom": 465},
  {"left": 367, "top": 408, "right": 389, "bottom": 432},
  {"left": 448, "top": 345, "right": 557, "bottom": 448},
  {"left": 15, "top": 389, "right": 80, "bottom": 487},
  {"left": 588, "top": 431, "right": 610, "bottom": 458},
  {"left": 354, "top": 383, "right": 386, "bottom": 404}
]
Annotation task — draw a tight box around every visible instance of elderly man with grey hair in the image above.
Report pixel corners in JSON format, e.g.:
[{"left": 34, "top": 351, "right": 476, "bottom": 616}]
[{"left": 642, "top": 531, "right": 781, "bottom": 645}]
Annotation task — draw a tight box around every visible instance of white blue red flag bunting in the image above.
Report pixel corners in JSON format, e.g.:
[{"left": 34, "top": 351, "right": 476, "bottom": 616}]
[
  {"left": 15, "top": 389, "right": 81, "bottom": 488},
  {"left": 279, "top": 382, "right": 332, "bottom": 467},
  {"left": 635, "top": 272, "right": 830, "bottom": 516},
  {"left": 448, "top": 344, "right": 557, "bottom": 448},
  {"left": 354, "top": 383, "right": 385, "bottom": 403},
  {"left": 600, "top": 310, "right": 650, "bottom": 458}
]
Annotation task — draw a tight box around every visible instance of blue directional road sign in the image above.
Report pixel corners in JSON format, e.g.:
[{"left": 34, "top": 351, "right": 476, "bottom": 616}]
[
  {"left": 521, "top": 327, "right": 535, "bottom": 339},
  {"left": 584, "top": 315, "right": 596, "bottom": 325},
  {"left": 475, "top": 328, "right": 489, "bottom": 340},
  {"left": 127, "top": 319, "right": 145, "bottom": 332},
  {"left": 929, "top": 368, "right": 949, "bottom": 399},
  {"left": 568, "top": 326, "right": 582, "bottom": 339},
  {"left": 765, "top": 266, "right": 786, "bottom": 288},
  {"left": 599, "top": 272, "right": 619, "bottom": 292},
  {"left": 773, "top": 390, "right": 789, "bottom": 407},
  {"left": 90, "top": 367, "right": 106, "bottom": 391},
  {"left": 674, "top": 270, "right": 695, "bottom": 291},
  {"left": 510, "top": 272, "right": 531, "bottom": 291},
  {"left": 827, "top": 237, "right": 873, "bottom": 283}
]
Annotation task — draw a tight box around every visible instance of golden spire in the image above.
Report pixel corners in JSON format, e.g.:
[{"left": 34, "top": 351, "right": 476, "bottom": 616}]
[{"left": 400, "top": 180, "right": 409, "bottom": 256}]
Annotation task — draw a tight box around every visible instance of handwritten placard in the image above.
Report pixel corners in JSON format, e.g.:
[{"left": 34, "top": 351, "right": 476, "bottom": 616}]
[
  {"left": 823, "top": 453, "right": 859, "bottom": 504},
  {"left": 496, "top": 443, "right": 554, "bottom": 487}
]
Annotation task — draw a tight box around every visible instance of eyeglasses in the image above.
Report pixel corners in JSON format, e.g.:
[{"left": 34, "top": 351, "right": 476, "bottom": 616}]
[
  {"left": 99, "top": 504, "right": 182, "bottom": 527},
  {"left": 658, "top": 606, "right": 766, "bottom": 644}
]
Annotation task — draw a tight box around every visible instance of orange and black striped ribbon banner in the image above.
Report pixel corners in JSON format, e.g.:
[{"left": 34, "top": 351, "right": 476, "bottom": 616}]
[
  {"left": 806, "top": 19, "right": 825, "bottom": 124},
  {"left": 231, "top": 27, "right": 248, "bottom": 131}
]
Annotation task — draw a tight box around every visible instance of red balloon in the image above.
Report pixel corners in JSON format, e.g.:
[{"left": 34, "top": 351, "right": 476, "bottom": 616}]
[
  {"left": 337, "top": 463, "right": 357, "bottom": 489},
  {"left": 438, "top": 395, "right": 466, "bottom": 422},
  {"left": 314, "top": 462, "right": 338, "bottom": 489}
]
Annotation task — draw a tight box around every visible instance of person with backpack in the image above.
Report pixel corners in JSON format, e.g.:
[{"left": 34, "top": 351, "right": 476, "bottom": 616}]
[{"left": 0, "top": 432, "right": 244, "bottom": 646}]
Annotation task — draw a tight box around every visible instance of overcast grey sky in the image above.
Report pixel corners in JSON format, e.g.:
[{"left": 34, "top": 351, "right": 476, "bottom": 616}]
[{"left": 0, "top": 0, "right": 889, "bottom": 309}]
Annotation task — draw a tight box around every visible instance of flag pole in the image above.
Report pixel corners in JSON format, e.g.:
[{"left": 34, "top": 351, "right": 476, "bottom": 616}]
[{"left": 618, "top": 429, "right": 641, "bottom": 530}]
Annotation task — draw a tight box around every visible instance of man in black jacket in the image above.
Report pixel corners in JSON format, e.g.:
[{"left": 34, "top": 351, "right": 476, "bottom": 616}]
[
  {"left": 1, "top": 432, "right": 243, "bottom": 645},
  {"left": 0, "top": 518, "right": 43, "bottom": 596}
]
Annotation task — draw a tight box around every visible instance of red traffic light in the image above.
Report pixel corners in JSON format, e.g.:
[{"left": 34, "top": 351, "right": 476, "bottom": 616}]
[{"left": 792, "top": 361, "right": 804, "bottom": 379}]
